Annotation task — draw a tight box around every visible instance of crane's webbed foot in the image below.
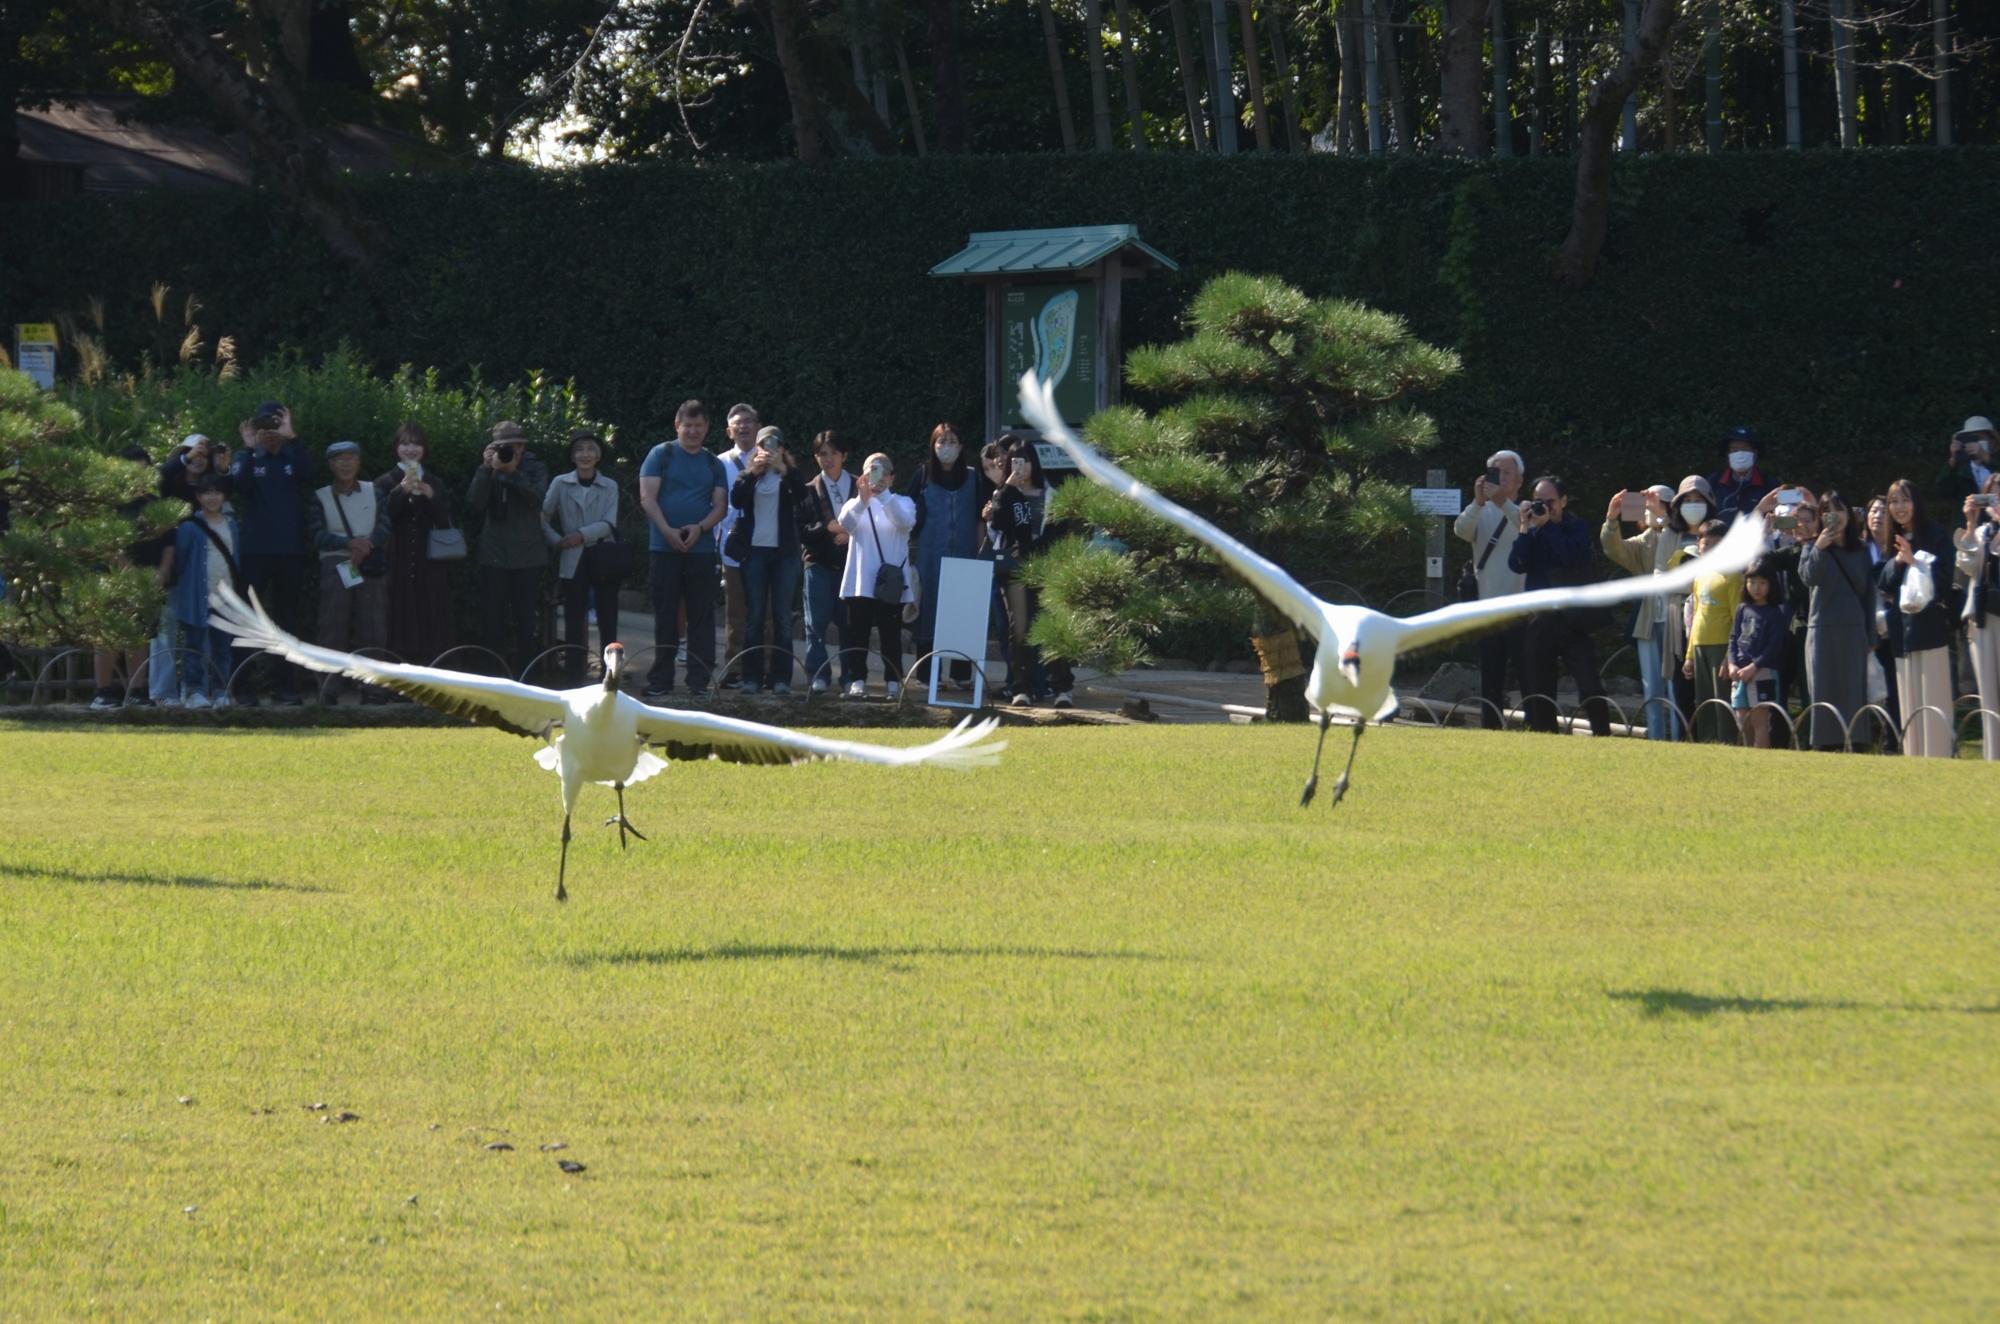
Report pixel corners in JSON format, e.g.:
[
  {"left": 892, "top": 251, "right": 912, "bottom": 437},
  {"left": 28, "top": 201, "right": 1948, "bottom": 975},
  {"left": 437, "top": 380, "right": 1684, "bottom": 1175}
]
[{"left": 1299, "top": 775, "right": 1319, "bottom": 808}]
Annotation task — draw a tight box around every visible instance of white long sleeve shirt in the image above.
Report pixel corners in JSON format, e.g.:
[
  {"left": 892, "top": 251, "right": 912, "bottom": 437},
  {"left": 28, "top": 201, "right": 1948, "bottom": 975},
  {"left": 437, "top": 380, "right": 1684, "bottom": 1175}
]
[{"left": 836, "top": 492, "right": 916, "bottom": 602}]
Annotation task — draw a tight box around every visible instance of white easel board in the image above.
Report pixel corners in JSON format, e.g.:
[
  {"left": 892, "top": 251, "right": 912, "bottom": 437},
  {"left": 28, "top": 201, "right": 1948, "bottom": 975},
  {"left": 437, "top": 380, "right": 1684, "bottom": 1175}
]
[{"left": 929, "top": 555, "right": 995, "bottom": 710}]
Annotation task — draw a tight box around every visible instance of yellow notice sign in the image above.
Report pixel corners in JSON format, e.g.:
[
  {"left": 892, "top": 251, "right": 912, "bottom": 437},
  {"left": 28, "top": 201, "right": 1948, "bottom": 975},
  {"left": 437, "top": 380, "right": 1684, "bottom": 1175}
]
[{"left": 17, "top": 323, "right": 57, "bottom": 344}]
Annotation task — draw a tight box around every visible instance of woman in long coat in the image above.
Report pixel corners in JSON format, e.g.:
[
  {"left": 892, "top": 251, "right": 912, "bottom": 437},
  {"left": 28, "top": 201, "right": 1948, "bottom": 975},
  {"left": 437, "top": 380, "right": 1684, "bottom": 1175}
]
[{"left": 1797, "top": 491, "right": 1875, "bottom": 750}]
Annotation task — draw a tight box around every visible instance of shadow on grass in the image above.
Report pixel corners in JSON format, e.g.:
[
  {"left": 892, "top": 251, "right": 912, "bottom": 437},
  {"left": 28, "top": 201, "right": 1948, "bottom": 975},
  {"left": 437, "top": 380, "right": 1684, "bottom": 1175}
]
[
  {"left": 0, "top": 862, "right": 328, "bottom": 894},
  {"left": 1610, "top": 988, "right": 2000, "bottom": 1017},
  {"left": 566, "top": 941, "right": 1186, "bottom": 971}
]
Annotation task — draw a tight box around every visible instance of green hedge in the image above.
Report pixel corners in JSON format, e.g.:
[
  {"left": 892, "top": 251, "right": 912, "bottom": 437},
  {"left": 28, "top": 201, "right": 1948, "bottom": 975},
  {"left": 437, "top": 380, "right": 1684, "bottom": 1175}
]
[{"left": 6, "top": 149, "right": 1996, "bottom": 564}]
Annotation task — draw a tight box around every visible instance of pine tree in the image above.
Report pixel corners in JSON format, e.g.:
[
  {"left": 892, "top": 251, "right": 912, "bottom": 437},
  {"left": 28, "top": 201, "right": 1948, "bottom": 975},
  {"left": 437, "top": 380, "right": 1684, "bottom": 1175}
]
[
  {"left": 0, "top": 368, "right": 176, "bottom": 651},
  {"left": 1029, "top": 272, "right": 1459, "bottom": 721}
]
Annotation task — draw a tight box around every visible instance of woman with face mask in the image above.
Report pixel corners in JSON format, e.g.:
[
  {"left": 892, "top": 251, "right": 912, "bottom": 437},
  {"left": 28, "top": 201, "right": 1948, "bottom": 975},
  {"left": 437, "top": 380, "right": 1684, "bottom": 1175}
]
[
  {"left": 1953, "top": 473, "right": 2000, "bottom": 759},
  {"left": 908, "top": 423, "right": 981, "bottom": 692},
  {"left": 1878, "top": 479, "right": 1957, "bottom": 757},
  {"left": 1602, "top": 481, "right": 1694, "bottom": 740},
  {"left": 374, "top": 421, "right": 456, "bottom": 668}
]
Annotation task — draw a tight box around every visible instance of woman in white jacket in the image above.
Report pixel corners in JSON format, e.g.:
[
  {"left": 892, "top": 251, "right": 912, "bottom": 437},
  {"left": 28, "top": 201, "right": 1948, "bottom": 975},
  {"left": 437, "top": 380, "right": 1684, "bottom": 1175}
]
[
  {"left": 541, "top": 431, "right": 623, "bottom": 685},
  {"left": 836, "top": 451, "right": 916, "bottom": 699}
]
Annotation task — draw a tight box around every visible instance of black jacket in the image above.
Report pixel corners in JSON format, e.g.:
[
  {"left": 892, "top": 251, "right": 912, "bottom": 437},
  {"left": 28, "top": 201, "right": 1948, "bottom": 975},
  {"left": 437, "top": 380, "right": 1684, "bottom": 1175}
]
[
  {"left": 725, "top": 465, "right": 805, "bottom": 559},
  {"left": 799, "top": 471, "right": 852, "bottom": 569},
  {"left": 1877, "top": 520, "right": 1957, "bottom": 655}
]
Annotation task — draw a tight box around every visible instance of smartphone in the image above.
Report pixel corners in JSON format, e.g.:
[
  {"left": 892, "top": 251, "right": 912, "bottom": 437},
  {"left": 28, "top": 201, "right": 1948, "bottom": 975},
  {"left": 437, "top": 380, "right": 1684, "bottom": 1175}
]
[
  {"left": 1776, "top": 488, "right": 1803, "bottom": 505},
  {"left": 1483, "top": 466, "right": 1501, "bottom": 486},
  {"left": 1619, "top": 492, "right": 1646, "bottom": 522},
  {"left": 1974, "top": 495, "right": 1999, "bottom": 509}
]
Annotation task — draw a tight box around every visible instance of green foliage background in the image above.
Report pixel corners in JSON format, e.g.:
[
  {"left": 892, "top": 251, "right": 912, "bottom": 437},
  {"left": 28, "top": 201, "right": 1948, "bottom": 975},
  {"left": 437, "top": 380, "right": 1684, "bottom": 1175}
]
[{"left": 4, "top": 149, "right": 1996, "bottom": 587}]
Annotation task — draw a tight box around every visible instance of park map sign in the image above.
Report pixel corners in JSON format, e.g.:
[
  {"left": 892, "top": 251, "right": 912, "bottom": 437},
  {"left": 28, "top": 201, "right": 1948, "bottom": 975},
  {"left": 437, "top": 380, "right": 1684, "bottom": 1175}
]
[{"left": 1001, "top": 283, "right": 1097, "bottom": 432}]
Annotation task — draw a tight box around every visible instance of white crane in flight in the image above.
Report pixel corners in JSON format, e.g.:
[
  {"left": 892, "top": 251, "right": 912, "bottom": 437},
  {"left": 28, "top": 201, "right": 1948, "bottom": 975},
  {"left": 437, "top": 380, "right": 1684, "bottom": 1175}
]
[
  {"left": 207, "top": 584, "right": 1003, "bottom": 901},
  {"left": 1020, "top": 370, "right": 1766, "bottom": 809}
]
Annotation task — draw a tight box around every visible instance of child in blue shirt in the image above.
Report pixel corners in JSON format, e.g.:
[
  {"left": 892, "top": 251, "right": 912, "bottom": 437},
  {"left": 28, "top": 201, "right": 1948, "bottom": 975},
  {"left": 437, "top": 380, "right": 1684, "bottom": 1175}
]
[
  {"left": 158, "top": 478, "right": 243, "bottom": 708},
  {"left": 1726, "top": 554, "right": 1792, "bottom": 748}
]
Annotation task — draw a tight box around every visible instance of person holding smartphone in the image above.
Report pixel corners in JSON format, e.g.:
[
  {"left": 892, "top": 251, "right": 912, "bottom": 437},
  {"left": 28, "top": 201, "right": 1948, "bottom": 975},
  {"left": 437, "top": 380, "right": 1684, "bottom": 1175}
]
[
  {"left": 1797, "top": 491, "right": 1876, "bottom": 751},
  {"left": 727, "top": 425, "right": 806, "bottom": 693},
  {"left": 836, "top": 451, "right": 916, "bottom": 699},
  {"left": 1453, "top": 448, "right": 1525, "bottom": 730},
  {"left": 1955, "top": 473, "right": 2000, "bottom": 758},
  {"left": 982, "top": 439, "right": 1073, "bottom": 707},
  {"left": 375, "top": 421, "right": 456, "bottom": 669},
  {"left": 1601, "top": 481, "right": 1689, "bottom": 741}
]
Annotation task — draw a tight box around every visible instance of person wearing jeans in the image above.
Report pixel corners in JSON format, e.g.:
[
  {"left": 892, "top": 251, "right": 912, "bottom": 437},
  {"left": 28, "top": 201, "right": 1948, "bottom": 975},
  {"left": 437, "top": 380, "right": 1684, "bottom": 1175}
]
[
  {"left": 1601, "top": 479, "right": 1701, "bottom": 740},
  {"left": 1508, "top": 475, "right": 1611, "bottom": 736},
  {"left": 229, "top": 405, "right": 313, "bottom": 704},
  {"left": 728, "top": 426, "right": 805, "bottom": 693},
  {"left": 799, "top": 431, "right": 856, "bottom": 694},
  {"left": 639, "top": 400, "right": 728, "bottom": 696}
]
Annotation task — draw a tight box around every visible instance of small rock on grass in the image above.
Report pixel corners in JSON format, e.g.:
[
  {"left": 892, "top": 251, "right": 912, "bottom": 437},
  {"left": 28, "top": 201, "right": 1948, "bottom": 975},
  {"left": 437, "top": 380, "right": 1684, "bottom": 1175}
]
[
  {"left": 177, "top": 1095, "right": 194, "bottom": 1106},
  {"left": 556, "top": 1159, "right": 586, "bottom": 1175},
  {"left": 539, "top": 1142, "right": 567, "bottom": 1152}
]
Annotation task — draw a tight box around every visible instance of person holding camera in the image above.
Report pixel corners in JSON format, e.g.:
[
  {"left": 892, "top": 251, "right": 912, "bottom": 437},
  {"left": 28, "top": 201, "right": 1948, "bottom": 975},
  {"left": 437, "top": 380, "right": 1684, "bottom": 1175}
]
[
  {"left": 638, "top": 400, "right": 729, "bottom": 697},
  {"left": 307, "top": 440, "right": 393, "bottom": 702},
  {"left": 468, "top": 420, "right": 551, "bottom": 681},
  {"left": 1452, "top": 448, "right": 1525, "bottom": 729},
  {"left": 798, "top": 429, "right": 857, "bottom": 695},
  {"left": 375, "top": 421, "right": 455, "bottom": 668},
  {"left": 712, "top": 403, "right": 763, "bottom": 690},
  {"left": 1879, "top": 479, "right": 1956, "bottom": 757},
  {"left": 1797, "top": 490, "right": 1876, "bottom": 750},
  {"left": 1506, "top": 476, "right": 1610, "bottom": 735},
  {"left": 542, "top": 429, "right": 623, "bottom": 687},
  {"left": 228, "top": 402, "right": 313, "bottom": 704},
  {"left": 726, "top": 425, "right": 806, "bottom": 694},
  {"left": 1936, "top": 415, "right": 1996, "bottom": 509},
  {"left": 837, "top": 451, "right": 916, "bottom": 700},
  {"left": 982, "top": 438, "right": 1072, "bottom": 707},
  {"left": 1954, "top": 472, "right": 2000, "bottom": 759},
  {"left": 1600, "top": 481, "right": 1692, "bottom": 741}
]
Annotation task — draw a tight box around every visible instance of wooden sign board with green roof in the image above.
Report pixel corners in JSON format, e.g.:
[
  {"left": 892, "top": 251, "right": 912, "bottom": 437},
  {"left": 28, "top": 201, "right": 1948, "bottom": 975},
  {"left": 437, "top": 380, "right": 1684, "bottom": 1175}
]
[{"left": 930, "top": 226, "right": 1176, "bottom": 469}]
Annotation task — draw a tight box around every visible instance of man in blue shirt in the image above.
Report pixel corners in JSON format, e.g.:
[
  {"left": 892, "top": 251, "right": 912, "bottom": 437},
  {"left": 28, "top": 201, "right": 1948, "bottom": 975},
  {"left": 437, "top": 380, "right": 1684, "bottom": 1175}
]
[
  {"left": 228, "top": 401, "right": 313, "bottom": 704},
  {"left": 1507, "top": 475, "right": 1611, "bottom": 736},
  {"left": 638, "top": 399, "right": 728, "bottom": 696}
]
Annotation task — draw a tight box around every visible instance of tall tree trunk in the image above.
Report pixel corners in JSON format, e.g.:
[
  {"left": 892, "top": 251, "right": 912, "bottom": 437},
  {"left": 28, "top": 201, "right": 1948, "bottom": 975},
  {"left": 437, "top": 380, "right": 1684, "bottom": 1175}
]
[
  {"left": 1361, "top": 0, "right": 1382, "bottom": 153},
  {"left": 1491, "top": 0, "right": 1511, "bottom": 156},
  {"left": 1530, "top": 22, "right": 1549, "bottom": 155},
  {"left": 1829, "top": 0, "right": 1857, "bottom": 147},
  {"left": 1438, "top": 0, "right": 1486, "bottom": 156},
  {"left": 926, "top": 0, "right": 969, "bottom": 152},
  {"left": 1660, "top": 53, "right": 1677, "bottom": 150},
  {"left": 1778, "top": 0, "right": 1801, "bottom": 146},
  {"left": 1207, "top": 0, "right": 1239, "bottom": 153},
  {"left": 894, "top": 41, "right": 928, "bottom": 153},
  {"left": 766, "top": 0, "right": 824, "bottom": 161},
  {"left": 1620, "top": 0, "right": 1640, "bottom": 149},
  {"left": 1267, "top": 5, "right": 1301, "bottom": 151},
  {"left": 1236, "top": 0, "right": 1271, "bottom": 150},
  {"left": 1037, "top": 0, "right": 1080, "bottom": 152},
  {"left": 1334, "top": 1, "right": 1363, "bottom": 153},
  {"left": 1564, "top": 26, "right": 1581, "bottom": 151},
  {"left": 1932, "top": 0, "right": 1951, "bottom": 145},
  {"left": 1554, "top": 0, "right": 1681, "bottom": 289},
  {"left": 1112, "top": 0, "right": 1150, "bottom": 150},
  {"left": 1082, "top": 0, "right": 1115, "bottom": 149},
  {"left": 1701, "top": 0, "right": 1722, "bottom": 150},
  {"left": 1167, "top": 0, "right": 1210, "bottom": 148},
  {"left": 1381, "top": 0, "right": 1411, "bottom": 151},
  {"left": 74, "top": 0, "right": 377, "bottom": 269}
]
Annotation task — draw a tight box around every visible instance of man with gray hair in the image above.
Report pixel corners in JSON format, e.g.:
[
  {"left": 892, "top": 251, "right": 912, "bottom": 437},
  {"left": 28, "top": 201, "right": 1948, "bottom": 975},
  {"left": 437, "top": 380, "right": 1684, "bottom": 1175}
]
[
  {"left": 715, "top": 402, "right": 761, "bottom": 688},
  {"left": 1453, "top": 448, "right": 1526, "bottom": 729}
]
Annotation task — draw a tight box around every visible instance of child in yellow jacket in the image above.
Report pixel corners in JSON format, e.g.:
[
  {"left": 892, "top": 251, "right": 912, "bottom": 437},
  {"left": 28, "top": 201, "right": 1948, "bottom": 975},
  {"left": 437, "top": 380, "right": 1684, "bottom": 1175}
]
[{"left": 1678, "top": 519, "right": 1743, "bottom": 741}]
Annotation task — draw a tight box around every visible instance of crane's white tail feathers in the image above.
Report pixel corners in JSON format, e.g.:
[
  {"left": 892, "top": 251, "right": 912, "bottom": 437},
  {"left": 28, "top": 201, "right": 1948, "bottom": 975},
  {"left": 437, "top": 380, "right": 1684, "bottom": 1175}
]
[
  {"left": 610, "top": 750, "right": 669, "bottom": 787},
  {"left": 904, "top": 716, "right": 1006, "bottom": 770},
  {"left": 207, "top": 583, "right": 299, "bottom": 659}
]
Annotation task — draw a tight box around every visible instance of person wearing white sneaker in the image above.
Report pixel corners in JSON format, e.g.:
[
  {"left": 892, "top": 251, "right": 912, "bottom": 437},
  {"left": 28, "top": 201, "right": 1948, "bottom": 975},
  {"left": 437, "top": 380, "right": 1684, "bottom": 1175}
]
[
  {"left": 885, "top": 681, "right": 901, "bottom": 702},
  {"left": 837, "top": 452, "right": 916, "bottom": 700},
  {"left": 1053, "top": 692, "right": 1074, "bottom": 709},
  {"left": 845, "top": 679, "right": 866, "bottom": 699},
  {"left": 185, "top": 692, "right": 212, "bottom": 710}
]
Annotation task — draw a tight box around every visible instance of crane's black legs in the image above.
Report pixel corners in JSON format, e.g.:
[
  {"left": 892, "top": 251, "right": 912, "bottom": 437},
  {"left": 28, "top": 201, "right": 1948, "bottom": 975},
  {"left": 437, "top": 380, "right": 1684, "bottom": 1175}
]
[
  {"left": 1300, "top": 714, "right": 1365, "bottom": 811},
  {"left": 1300, "top": 710, "right": 1334, "bottom": 807},
  {"left": 556, "top": 812, "right": 571, "bottom": 904},
  {"left": 603, "top": 783, "right": 648, "bottom": 849}
]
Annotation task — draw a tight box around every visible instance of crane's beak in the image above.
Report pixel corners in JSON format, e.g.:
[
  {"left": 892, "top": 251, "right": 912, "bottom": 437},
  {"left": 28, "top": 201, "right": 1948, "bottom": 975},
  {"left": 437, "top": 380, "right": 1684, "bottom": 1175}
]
[
  {"left": 1339, "top": 646, "right": 1361, "bottom": 687},
  {"left": 602, "top": 643, "right": 624, "bottom": 690}
]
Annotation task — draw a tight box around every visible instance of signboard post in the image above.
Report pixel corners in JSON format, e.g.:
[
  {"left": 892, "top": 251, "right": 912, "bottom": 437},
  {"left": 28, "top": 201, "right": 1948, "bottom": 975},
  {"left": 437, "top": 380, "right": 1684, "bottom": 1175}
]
[
  {"left": 1411, "top": 472, "right": 1459, "bottom": 611},
  {"left": 14, "top": 324, "right": 57, "bottom": 390}
]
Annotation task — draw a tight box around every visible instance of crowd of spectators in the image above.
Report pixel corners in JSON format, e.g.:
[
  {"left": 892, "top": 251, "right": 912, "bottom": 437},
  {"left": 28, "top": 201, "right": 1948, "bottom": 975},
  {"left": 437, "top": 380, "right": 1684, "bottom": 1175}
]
[
  {"left": 1454, "top": 416, "right": 2000, "bottom": 758},
  {"left": 70, "top": 398, "right": 1073, "bottom": 712}
]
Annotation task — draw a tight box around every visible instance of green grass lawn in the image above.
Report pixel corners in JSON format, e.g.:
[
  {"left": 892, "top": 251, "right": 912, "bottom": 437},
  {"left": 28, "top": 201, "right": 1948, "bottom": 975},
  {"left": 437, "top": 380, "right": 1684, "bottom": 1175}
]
[{"left": 1, "top": 720, "right": 1996, "bottom": 1320}]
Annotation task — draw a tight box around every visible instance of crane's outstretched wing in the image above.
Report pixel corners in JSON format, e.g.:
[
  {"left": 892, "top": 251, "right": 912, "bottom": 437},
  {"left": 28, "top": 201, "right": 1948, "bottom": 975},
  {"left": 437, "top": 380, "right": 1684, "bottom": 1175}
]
[
  {"left": 1390, "top": 513, "right": 1769, "bottom": 656},
  {"left": 1018, "top": 370, "right": 1329, "bottom": 642},
  {"left": 207, "top": 582, "right": 567, "bottom": 740},
  {"left": 631, "top": 704, "right": 1004, "bottom": 770}
]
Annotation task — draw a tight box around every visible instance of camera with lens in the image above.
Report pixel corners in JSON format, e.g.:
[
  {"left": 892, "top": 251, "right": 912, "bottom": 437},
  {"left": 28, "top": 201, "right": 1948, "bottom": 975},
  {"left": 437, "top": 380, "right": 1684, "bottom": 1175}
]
[
  {"left": 494, "top": 442, "right": 519, "bottom": 465},
  {"left": 1525, "top": 499, "right": 1549, "bottom": 517}
]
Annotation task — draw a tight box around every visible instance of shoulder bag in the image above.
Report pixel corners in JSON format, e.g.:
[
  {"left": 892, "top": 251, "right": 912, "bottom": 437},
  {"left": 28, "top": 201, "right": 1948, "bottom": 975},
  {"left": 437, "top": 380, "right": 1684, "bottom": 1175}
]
[
  {"left": 1457, "top": 509, "right": 1507, "bottom": 603},
  {"left": 333, "top": 491, "right": 388, "bottom": 578},
  {"left": 866, "top": 505, "right": 907, "bottom": 605}
]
